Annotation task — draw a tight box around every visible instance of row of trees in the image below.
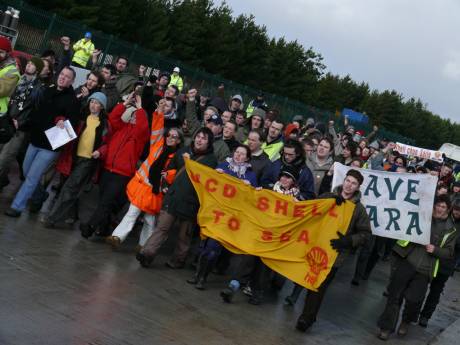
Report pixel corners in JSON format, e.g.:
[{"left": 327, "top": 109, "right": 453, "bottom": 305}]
[{"left": 29, "top": 0, "right": 459, "bottom": 148}]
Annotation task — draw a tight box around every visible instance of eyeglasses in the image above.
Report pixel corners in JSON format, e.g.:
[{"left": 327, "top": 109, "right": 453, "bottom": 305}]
[{"left": 167, "top": 133, "right": 179, "bottom": 139}]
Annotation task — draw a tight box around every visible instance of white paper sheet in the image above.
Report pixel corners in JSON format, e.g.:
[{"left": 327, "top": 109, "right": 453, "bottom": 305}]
[{"left": 45, "top": 120, "right": 77, "bottom": 150}]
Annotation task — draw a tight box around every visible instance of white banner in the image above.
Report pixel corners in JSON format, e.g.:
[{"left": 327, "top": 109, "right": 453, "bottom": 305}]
[
  {"left": 72, "top": 66, "right": 91, "bottom": 90},
  {"left": 331, "top": 163, "right": 438, "bottom": 245},
  {"left": 395, "top": 142, "right": 444, "bottom": 163}
]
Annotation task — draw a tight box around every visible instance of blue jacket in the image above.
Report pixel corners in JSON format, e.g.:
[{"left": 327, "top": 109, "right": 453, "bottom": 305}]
[
  {"left": 217, "top": 161, "right": 258, "bottom": 187},
  {"left": 260, "top": 158, "right": 315, "bottom": 200}
]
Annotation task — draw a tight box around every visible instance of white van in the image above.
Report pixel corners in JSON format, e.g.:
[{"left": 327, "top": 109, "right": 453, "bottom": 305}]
[{"left": 439, "top": 143, "right": 460, "bottom": 162}]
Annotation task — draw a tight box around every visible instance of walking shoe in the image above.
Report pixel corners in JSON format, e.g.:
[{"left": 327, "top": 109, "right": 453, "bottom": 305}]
[
  {"left": 351, "top": 278, "right": 360, "bottom": 286},
  {"left": 186, "top": 276, "right": 198, "bottom": 285},
  {"left": 397, "top": 321, "right": 410, "bottom": 336},
  {"left": 165, "top": 260, "right": 185, "bottom": 269},
  {"left": 284, "top": 295, "right": 296, "bottom": 306},
  {"left": 242, "top": 285, "right": 253, "bottom": 297},
  {"left": 220, "top": 288, "right": 234, "bottom": 303},
  {"left": 42, "top": 219, "right": 56, "bottom": 229},
  {"left": 4, "top": 208, "right": 21, "bottom": 218},
  {"left": 377, "top": 329, "right": 390, "bottom": 341},
  {"left": 106, "top": 236, "right": 121, "bottom": 249},
  {"left": 418, "top": 316, "right": 429, "bottom": 328},
  {"left": 295, "top": 316, "right": 314, "bottom": 332},
  {"left": 248, "top": 290, "right": 263, "bottom": 305},
  {"left": 195, "top": 278, "right": 206, "bottom": 290},
  {"left": 136, "top": 252, "right": 154, "bottom": 268}
]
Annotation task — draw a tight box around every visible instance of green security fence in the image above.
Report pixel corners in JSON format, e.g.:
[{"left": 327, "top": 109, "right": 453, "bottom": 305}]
[{"left": 1, "top": 0, "right": 413, "bottom": 144}]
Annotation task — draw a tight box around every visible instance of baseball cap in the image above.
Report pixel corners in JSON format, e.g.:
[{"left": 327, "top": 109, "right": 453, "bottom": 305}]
[
  {"left": 207, "top": 113, "right": 223, "bottom": 126},
  {"left": 173, "top": 66, "right": 180, "bottom": 73},
  {"left": 85, "top": 32, "right": 92, "bottom": 38},
  {"left": 232, "top": 94, "right": 243, "bottom": 103}
]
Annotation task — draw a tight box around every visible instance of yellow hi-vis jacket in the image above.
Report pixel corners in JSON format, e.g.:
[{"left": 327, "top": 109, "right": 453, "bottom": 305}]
[{"left": 72, "top": 38, "right": 95, "bottom": 67}]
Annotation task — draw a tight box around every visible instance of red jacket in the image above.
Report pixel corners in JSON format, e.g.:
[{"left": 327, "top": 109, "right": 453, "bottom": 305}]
[
  {"left": 104, "top": 103, "right": 150, "bottom": 177},
  {"left": 55, "top": 115, "right": 111, "bottom": 182}
]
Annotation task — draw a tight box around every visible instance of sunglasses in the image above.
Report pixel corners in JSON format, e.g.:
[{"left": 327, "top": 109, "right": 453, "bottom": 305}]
[{"left": 167, "top": 133, "right": 179, "bottom": 139}]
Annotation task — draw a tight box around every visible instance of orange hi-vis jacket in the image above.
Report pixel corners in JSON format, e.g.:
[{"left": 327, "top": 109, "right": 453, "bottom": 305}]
[{"left": 126, "top": 111, "right": 177, "bottom": 214}]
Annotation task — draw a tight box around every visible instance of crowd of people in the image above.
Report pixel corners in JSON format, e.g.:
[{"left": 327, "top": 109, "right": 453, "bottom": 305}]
[{"left": 1, "top": 33, "right": 460, "bottom": 341}]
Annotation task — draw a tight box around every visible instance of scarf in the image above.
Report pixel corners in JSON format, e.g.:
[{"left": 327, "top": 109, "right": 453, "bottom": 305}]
[
  {"left": 273, "top": 181, "right": 300, "bottom": 198},
  {"left": 149, "top": 145, "right": 177, "bottom": 194},
  {"left": 225, "top": 157, "right": 251, "bottom": 179}
]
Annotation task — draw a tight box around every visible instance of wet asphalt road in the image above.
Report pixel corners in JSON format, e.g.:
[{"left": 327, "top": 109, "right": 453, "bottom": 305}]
[{"left": 0, "top": 174, "right": 459, "bottom": 345}]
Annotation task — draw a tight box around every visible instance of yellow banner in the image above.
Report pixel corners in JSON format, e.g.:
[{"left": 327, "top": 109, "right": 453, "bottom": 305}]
[{"left": 185, "top": 159, "right": 356, "bottom": 291}]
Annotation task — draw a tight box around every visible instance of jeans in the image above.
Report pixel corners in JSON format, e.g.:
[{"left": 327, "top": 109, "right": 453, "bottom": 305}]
[{"left": 11, "top": 144, "right": 59, "bottom": 212}]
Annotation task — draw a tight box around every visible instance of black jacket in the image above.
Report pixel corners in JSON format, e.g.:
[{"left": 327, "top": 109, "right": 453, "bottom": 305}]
[
  {"left": 162, "top": 145, "right": 218, "bottom": 220},
  {"left": 7, "top": 76, "right": 43, "bottom": 131},
  {"left": 29, "top": 85, "right": 80, "bottom": 151},
  {"left": 250, "top": 151, "right": 271, "bottom": 183}
]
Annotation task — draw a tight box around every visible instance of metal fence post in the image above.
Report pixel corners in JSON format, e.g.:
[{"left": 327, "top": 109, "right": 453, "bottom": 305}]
[
  {"left": 39, "top": 13, "right": 56, "bottom": 54},
  {"left": 101, "top": 34, "right": 113, "bottom": 64}
]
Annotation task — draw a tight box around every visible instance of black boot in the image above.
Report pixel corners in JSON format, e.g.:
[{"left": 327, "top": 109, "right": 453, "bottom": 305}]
[
  {"left": 195, "top": 257, "right": 213, "bottom": 290},
  {"left": 248, "top": 290, "right": 264, "bottom": 305},
  {"left": 284, "top": 284, "right": 303, "bottom": 306},
  {"left": 296, "top": 315, "right": 315, "bottom": 332},
  {"left": 187, "top": 255, "right": 206, "bottom": 285},
  {"left": 80, "top": 223, "right": 95, "bottom": 239},
  {"left": 136, "top": 252, "right": 154, "bottom": 268}
]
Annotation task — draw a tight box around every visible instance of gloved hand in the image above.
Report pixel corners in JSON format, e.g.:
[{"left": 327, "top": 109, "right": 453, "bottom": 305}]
[
  {"left": 330, "top": 231, "right": 353, "bottom": 251},
  {"left": 335, "top": 195, "right": 345, "bottom": 206}
]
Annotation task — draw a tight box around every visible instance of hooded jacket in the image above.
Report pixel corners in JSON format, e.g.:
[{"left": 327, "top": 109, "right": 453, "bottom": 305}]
[
  {"left": 306, "top": 153, "right": 334, "bottom": 195},
  {"left": 260, "top": 155, "right": 315, "bottom": 200},
  {"left": 103, "top": 103, "right": 149, "bottom": 177}
]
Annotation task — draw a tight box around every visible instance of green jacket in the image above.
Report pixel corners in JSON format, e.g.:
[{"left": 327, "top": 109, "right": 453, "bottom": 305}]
[
  {"left": 162, "top": 145, "right": 217, "bottom": 220},
  {"left": 394, "top": 217, "right": 457, "bottom": 279},
  {"left": 115, "top": 72, "right": 138, "bottom": 97},
  {"left": 320, "top": 186, "right": 372, "bottom": 267}
]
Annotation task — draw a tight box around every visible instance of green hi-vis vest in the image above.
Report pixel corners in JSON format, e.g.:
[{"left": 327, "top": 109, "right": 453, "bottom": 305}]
[
  {"left": 396, "top": 228, "right": 457, "bottom": 277},
  {"left": 0, "top": 64, "right": 20, "bottom": 115}
]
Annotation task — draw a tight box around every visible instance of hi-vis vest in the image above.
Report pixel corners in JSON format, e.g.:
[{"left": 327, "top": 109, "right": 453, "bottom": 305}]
[
  {"left": 0, "top": 64, "right": 20, "bottom": 116},
  {"left": 72, "top": 39, "right": 95, "bottom": 67},
  {"left": 397, "top": 228, "right": 457, "bottom": 277},
  {"left": 169, "top": 74, "right": 183, "bottom": 92}
]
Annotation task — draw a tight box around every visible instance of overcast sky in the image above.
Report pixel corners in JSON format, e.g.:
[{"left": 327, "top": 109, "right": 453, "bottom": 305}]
[{"left": 218, "top": 0, "right": 460, "bottom": 123}]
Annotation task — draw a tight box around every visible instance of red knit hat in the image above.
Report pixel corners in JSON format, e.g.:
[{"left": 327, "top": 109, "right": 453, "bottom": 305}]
[{"left": 0, "top": 36, "right": 12, "bottom": 52}]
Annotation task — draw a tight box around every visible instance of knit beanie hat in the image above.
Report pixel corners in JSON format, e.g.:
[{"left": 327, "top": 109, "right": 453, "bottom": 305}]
[
  {"left": 0, "top": 36, "right": 12, "bottom": 52},
  {"left": 88, "top": 92, "right": 107, "bottom": 110},
  {"left": 279, "top": 165, "right": 300, "bottom": 181},
  {"left": 29, "top": 56, "right": 44, "bottom": 75},
  {"left": 251, "top": 108, "right": 266, "bottom": 120}
]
